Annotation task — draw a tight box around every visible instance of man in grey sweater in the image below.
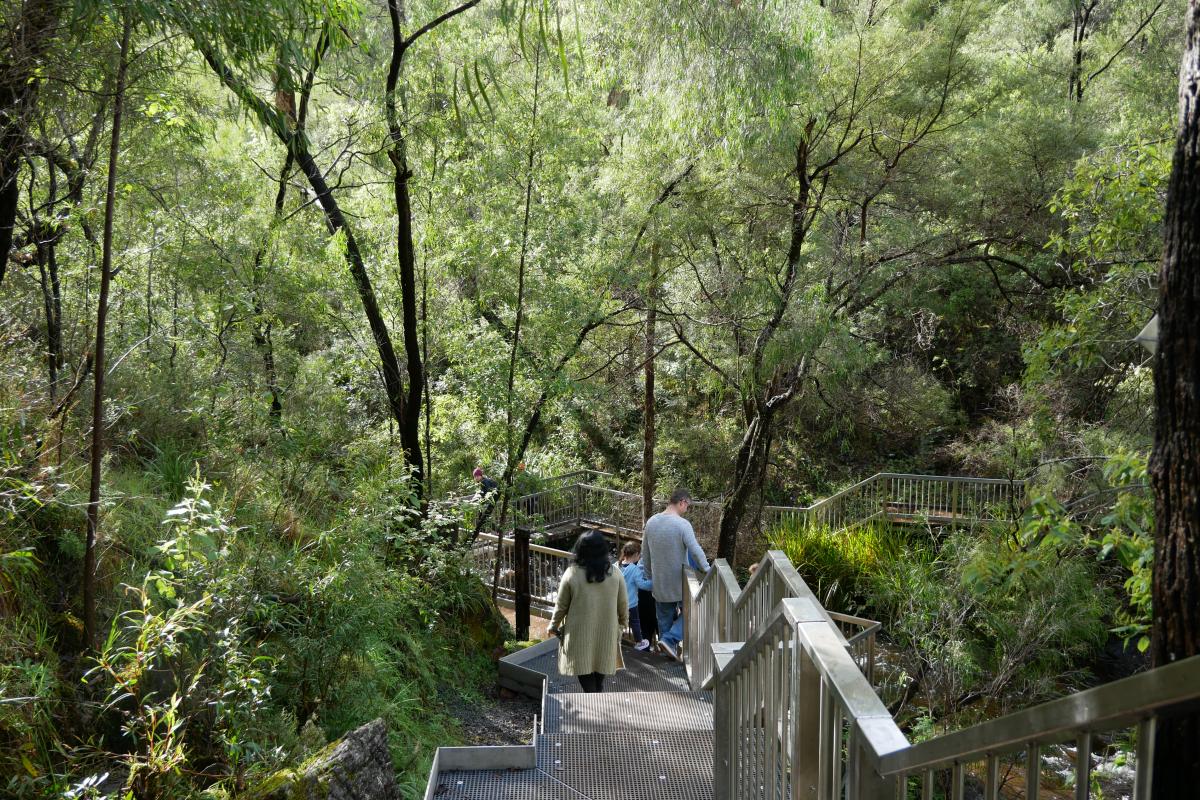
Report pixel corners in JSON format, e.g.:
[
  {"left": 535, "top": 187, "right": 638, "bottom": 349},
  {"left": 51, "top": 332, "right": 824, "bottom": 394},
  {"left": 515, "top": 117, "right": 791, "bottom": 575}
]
[{"left": 642, "top": 488, "right": 710, "bottom": 660}]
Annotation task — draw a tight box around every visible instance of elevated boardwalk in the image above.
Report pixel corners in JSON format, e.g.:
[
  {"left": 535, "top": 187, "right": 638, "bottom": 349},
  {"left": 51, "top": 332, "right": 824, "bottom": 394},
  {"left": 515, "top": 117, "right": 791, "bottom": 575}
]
[
  {"left": 435, "top": 546, "right": 1200, "bottom": 800},
  {"left": 469, "top": 471, "right": 1028, "bottom": 626},
  {"left": 431, "top": 646, "right": 712, "bottom": 799}
]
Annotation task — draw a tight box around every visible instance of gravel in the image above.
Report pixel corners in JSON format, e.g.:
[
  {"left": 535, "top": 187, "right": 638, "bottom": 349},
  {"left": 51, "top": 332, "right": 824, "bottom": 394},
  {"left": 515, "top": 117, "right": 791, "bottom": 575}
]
[{"left": 443, "top": 680, "right": 540, "bottom": 746}]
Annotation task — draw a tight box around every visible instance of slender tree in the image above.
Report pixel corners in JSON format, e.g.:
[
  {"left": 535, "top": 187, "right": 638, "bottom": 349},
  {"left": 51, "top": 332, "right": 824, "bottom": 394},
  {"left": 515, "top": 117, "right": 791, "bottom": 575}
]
[
  {"left": 386, "top": 0, "right": 481, "bottom": 499},
  {"left": 201, "top": 34, "right": 417, "bottom": 473},
  {"left": 642, "top": 242, "right": 659, "bottom": 521},
  {"left": 1149, "top": 0, "right": 1200, "bottom": 788},
  {"left": 83, "top": 11, "right": 132, "bottom": 649}
]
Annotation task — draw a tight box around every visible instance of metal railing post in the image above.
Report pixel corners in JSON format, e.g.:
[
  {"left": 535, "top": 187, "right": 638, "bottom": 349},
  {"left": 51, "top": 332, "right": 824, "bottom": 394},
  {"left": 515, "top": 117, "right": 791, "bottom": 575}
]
[
  {"left": 513, "top": 526, "right": 531, "bottom": 639},
  {"left": 714, "top": 667, "right": 733, "bottom": 800},
  {"left": 794, "top": 645, "right": 821, "bottom": 800}
]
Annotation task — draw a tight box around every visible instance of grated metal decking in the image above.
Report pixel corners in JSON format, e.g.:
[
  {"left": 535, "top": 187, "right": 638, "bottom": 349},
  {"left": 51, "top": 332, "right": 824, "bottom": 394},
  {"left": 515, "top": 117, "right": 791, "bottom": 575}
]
[
  {"left": 435, "top": 645, "right": 714, "bottom": 799},
  {"left": 524, "top": 645, "right": 692, "bottom": 694},
  {"left": 543, "top": 691, "right": 713, "bottom": 734}
]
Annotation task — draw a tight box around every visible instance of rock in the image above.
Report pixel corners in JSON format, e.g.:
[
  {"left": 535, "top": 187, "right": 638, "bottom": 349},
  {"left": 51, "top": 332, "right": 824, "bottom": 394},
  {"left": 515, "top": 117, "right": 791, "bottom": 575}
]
[{"left": 247, "top": 719, "right": 398, "bottom": 800}]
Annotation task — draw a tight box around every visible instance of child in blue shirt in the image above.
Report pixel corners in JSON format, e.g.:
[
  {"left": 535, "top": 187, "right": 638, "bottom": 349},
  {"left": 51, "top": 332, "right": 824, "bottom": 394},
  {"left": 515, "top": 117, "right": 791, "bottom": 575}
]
[{"left": 619, "top": 541, "right": 653, "bottom": 651}]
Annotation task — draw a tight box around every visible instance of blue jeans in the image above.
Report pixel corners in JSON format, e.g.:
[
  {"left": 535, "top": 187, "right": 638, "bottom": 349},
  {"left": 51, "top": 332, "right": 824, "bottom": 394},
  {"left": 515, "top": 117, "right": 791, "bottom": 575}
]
[
  {"left": 655, "top": 600, "right": 683, "bottom": 649},
  {"left": 628, "top": 606, "right": 644, "bottom": 641}
]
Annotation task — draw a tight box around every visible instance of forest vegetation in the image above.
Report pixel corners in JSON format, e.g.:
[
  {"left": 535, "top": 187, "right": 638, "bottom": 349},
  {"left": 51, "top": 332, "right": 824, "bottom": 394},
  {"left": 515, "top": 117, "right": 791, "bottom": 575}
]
[{"left": 1, "top": 0, "right": 1197, "bottom": 796}]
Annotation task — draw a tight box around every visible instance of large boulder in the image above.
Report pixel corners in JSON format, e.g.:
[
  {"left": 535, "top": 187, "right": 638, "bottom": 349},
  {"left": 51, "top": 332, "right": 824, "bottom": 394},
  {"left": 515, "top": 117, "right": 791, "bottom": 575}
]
[{"left": 248, "top": 719, "right": 398, "bottom": 800}]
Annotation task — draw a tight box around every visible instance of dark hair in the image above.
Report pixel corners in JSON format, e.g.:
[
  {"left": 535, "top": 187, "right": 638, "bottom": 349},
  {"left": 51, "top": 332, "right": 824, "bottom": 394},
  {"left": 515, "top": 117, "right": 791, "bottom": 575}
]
[
  {"left": 574, "top": 529, "right": 612, "bottom": 583},
  {"left": 620, "top": 541, "right": 641, "bottom": 560},
  {"left": 669, "top": 488, "right": 691, "bottom": 505}
]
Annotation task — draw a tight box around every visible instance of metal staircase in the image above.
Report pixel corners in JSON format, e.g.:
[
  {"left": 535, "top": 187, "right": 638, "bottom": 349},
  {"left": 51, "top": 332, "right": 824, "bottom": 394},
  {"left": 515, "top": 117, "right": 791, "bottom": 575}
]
[
  {"left": 435, "top": 546, "right": 1200, "bottom": 800},
  {"left": 426, "top": 644, "right": 714, "bottom": 799}
]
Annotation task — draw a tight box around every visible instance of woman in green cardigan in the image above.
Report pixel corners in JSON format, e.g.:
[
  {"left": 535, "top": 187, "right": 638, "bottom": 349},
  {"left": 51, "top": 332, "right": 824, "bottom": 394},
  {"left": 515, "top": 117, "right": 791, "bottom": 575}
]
[{"left": 548, "top": 530, "right": 628, "bottom": 692}]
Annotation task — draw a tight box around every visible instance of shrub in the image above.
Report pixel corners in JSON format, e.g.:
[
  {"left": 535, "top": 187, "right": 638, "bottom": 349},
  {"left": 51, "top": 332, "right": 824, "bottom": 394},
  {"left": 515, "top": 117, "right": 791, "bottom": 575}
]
[
  {"left": 766, "top": 519, "right": 906, "bottom": 611},
  {"left": 871, "top": 528, "right": 1110, "bottom": 729}
]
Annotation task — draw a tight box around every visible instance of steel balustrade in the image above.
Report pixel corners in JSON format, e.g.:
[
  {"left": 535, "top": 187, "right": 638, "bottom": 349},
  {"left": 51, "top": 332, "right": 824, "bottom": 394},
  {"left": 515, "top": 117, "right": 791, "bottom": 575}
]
[
  {"left": 875, "top": 654, "right": 1200, "bottom": 800},
  {"left": 682, "top": 552, "right": 881, "bottom": 694},
  {"left": 711, "top": 596, "right": 906, "bottom": 800},
  {"left": 691, "top": 551, "right": 1200, "bottom": 800},
  {"left": 458, "top": 471, "right": 1027, "bottom": 551},
  {"left": 471, "top": 491, "right": 1200, "bottom": 800}
]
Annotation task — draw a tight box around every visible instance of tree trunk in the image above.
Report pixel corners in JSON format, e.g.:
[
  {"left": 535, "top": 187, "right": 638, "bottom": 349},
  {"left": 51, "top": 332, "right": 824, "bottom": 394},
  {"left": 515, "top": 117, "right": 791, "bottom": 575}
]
[
  {"left": 386, "top": 0, "right": 427, "bottom": 499},
  {"left": 36, "top": 243, "right": 63, "bottom": 398},
  {"left": 422, "top": 237, "right": 432, "bottom": 497},
  {"left": 1149, "top": 0, "right": 1200, "bottom": 789},
  {"left": 489, "top": 45, "right": 543, "bottom": 593},
  {"left": 248, "top": 145, "right": 297, "bottom": 424},
  {"left": 717, "top": 409, "right": 772, "bottom": 563},
  {"left": 202, "top": 42, "right": 411, "bottom": 470},
  {"left": 505, "top": 45, "right": 541, "bottom": 472},
  {"left": 250, "top": 292, "right": 283, "bottom": 421},
  {"left": 0, "top": 0, "right": 65, "bottom": 285},
  {"left": 83, "top": 14, "right": 131, "bottom": 650},
  {"left": 642, "top": 243, "right": 658, "bottom": 522},
  {"left": 1069, "top": 0, "right": 1096, "bottom": 103},
  {"left": 715, "top": 130, "right": 815, "bottom": 562},
  {"left": 291, "top": 145, "right": 409, "bottom": 438}
]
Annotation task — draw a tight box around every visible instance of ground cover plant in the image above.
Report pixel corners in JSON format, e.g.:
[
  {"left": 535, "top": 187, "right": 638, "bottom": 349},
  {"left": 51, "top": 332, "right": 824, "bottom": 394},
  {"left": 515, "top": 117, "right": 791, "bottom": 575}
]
[{"left": 2, "top": 0, "right": 1198, "bottom": 794}]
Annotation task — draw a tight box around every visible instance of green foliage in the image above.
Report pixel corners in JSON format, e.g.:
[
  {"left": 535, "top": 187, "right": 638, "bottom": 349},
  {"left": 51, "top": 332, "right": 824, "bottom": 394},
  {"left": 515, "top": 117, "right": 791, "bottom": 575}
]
[
  {"left": 140, "top": 443, "right": 200, "bottom": 503},
  {"left": 767, "top": 520, "right": 906, "bottom": 611},
  {"left": 872, "top": 528, "right": 1110, "bottom": 728},
  {"left": 0, "top": 0, "right": 1186, "bottom": 793},
  {"left": 1093, "top": 454, "right": 1153, "bottom": 651}
]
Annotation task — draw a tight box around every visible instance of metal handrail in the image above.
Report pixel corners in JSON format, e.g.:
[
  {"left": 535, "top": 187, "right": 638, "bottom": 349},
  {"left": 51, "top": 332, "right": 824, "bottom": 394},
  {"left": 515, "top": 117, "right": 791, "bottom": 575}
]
[
  {"left": 712, "top": 596, "right": 908, "bottom": 799},
  {"left": 704, "top": 547, "right": 1200, "bottom": 800},
  {"left": 541, "top": 469, "right": 613, "bottom": 485},
  {"left": 731, "top": 551, "right": 846, "bottom": 643},
  {"left": 683, "top": 561, "right": 741, "bottom": 688},
  {"left": 761, "top": 472, "right": 1027, "bottom": 535},
  {"left": 878, "top": 654, "right": 1200, "bottom": 798}
]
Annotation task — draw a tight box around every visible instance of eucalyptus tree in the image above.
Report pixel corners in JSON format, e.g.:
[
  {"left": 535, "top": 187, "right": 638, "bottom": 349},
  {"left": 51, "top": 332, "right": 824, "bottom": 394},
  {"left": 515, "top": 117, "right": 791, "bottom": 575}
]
[
  {"left": 602, "top": 0, "right": 992, "bottom": 559},
  {"left": 1150, "top": 0, "right": 1200, "bottom": 785},
  {"left": 0, "top": 0, "right": 68, "bottom": 286},
  {"left": 194, "top": 7, "right": 440, "bottom": 492},
  {"left": 384, "top": 0, "right": 484, "bottom": 498}
]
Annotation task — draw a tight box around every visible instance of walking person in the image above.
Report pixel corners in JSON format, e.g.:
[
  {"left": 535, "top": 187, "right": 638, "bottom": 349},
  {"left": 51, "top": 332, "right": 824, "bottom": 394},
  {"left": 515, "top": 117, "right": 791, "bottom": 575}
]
[
  {"left": 548, "top": 530, "right": 628, "bottom": 692},
  {"left": 641, "top": 488, "right": 709, "bottom": 661},
  {"left": 473, "top": 467, "right": 499, "bottom": 529},
  {"left": 618, "top": 541, "right": 653, "bottom": 651}
]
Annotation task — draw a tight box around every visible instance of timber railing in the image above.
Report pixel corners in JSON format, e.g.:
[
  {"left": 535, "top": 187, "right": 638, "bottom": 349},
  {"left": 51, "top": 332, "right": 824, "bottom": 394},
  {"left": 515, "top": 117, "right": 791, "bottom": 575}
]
[{"left": 688, "top": 548, "right": 1200, "bottom": 800}]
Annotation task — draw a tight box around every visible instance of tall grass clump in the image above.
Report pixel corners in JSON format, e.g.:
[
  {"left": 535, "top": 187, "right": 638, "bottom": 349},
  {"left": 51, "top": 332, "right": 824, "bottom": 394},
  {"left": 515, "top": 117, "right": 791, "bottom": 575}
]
[{"left": 766, "top": 519, "right": 906, "bottom": 611}]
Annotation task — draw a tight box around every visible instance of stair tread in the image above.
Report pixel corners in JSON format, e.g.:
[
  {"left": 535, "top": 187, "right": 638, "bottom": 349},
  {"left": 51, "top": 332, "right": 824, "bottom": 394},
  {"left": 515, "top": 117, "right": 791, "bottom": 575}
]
[
  {"left": 435, "top": 768, "right": 587, "bottom": 799},
  {"left": 543, "top": 690, "right": 713, "bottom": 734},
  {"left": 537, "top": 730, "right": 713, "bottom": 800},
  {"left": 523, "top": 645, "right": 691, "bottom": 694}
]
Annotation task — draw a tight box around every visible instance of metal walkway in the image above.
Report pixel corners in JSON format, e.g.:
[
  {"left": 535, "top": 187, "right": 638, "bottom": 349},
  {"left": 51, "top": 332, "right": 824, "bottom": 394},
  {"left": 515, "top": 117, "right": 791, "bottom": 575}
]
[{"left": 435, "top": 646, "right": 714, "bottom": 800}]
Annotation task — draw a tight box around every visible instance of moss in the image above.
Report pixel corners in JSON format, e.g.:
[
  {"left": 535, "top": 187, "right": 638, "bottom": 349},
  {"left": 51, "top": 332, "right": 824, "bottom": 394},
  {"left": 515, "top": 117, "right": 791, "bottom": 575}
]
[
  {"left": 242, "top": 767, "right": 299, "bottom": 800},
  {"left": 244, "top": 731, "right": 357, "bottom": 800}
]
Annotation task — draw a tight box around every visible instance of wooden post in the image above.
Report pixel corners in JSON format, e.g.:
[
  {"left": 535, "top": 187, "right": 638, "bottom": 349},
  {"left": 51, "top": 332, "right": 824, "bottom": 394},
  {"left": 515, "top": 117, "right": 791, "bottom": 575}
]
[{"left": 514, "top": 526, "right": 531, "bottom": 640}]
